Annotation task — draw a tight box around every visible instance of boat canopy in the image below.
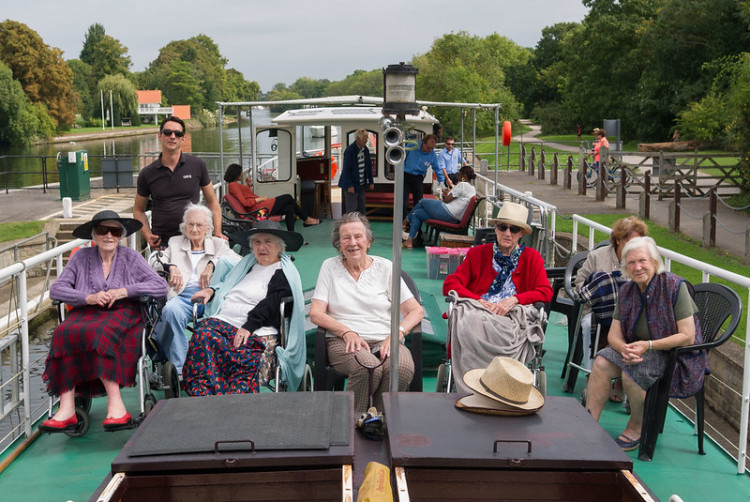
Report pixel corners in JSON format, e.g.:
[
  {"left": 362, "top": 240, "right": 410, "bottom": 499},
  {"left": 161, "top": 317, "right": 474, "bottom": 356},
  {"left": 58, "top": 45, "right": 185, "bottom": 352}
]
[{"left": 272, "top": 106, "right": 438, "bottom": 128}]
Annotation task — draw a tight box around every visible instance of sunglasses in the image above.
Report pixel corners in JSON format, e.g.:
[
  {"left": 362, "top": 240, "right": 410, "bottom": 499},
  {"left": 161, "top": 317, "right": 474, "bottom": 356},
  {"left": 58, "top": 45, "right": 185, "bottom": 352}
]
[
  {"left": 495, "top": 223, "right": 522, "bottom": 234},
  {"left": 161, "top": 128, "right": 184, "bottom": 138},
  {"left": 94, "top": 225, "right": 123, "bottom": 237}
]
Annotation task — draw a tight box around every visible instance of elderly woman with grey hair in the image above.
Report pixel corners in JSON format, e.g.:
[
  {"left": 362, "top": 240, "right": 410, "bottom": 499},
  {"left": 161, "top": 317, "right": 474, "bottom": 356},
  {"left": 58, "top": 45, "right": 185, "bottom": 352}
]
[
  {"left": 182, "top": 220, "right": 307, "bottom": 395},
  {"left": 150, "top": 203, "right": 240, "bottom": 373},
  {"left": 585, "top": 236, "right": 706, "bottom": 451},
  {"left": 310, "top": 212, "right": 423, "bottom": 412}
]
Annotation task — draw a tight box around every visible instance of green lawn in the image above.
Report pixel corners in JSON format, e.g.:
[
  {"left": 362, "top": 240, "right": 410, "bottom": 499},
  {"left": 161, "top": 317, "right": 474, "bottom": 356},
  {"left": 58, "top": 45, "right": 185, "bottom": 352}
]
[
  {"left": 60, "top": 125, "right": 157, "bottom": 135},
  {"left": 0, "top": 221, "right": 48, "bottom": 245},
  {"left": 556, "top": 213, "right": 749, "bottom": 343}
]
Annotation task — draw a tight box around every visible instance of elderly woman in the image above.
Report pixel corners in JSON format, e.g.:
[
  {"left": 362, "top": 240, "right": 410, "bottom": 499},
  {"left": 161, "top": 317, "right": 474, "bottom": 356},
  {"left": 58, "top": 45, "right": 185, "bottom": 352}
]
[
  {"left": 585, "top": 236, "right": 706, "bottom": 451},
  {"left": 403, "top": 165, "right": 477, "bottom": 249},
  {"left": 442, "top": 202, "right": 552, "bottom": 393},
  {"left": 224, "top": 163, "right": 319, "bottom": 231},
  {"left": 182, "top": 220, "right": 306, "bottom": 395},
  {"left": 40, "top": 211, "right": 167, "bottom": 432},
  {"left": 150, "top": 203, "right": 240, "bottom": 373},
  {"left": 309, "top": 213, "right": 424, "bottom": 412},
  {"left": 575, "top": 216, "right": 648, "bottom": 400}
]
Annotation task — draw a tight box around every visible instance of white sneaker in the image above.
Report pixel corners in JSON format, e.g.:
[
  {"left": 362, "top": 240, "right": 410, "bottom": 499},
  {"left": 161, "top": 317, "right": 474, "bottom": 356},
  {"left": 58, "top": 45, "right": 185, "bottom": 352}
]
[{"left": 402, "top": 231, "right": 409, "bottom": 241}]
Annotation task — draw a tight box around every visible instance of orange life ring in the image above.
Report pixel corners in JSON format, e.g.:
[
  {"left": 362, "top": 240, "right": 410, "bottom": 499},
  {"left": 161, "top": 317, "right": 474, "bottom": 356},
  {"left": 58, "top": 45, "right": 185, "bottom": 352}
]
[{"left": 502, "top": 121, "right": 512, "bottom": 147}]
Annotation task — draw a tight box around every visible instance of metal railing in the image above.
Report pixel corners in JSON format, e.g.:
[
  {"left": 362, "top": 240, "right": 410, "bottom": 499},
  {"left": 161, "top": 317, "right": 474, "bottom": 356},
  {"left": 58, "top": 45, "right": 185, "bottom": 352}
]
[{"left": 572, "top": 214, "right": 750, "bottom": 474}]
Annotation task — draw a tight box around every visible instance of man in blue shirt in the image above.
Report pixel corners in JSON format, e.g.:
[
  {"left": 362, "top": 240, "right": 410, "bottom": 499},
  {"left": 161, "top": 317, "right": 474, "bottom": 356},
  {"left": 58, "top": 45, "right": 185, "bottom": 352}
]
[
  {"left": 339, "top": 129, "right": 374, "bottom": 214},
  {"left": 438, "top": 136, "right": 467, "bottom": 187},
  {"left": 402, "top": 134, "right": 444, "bottom": 218}
]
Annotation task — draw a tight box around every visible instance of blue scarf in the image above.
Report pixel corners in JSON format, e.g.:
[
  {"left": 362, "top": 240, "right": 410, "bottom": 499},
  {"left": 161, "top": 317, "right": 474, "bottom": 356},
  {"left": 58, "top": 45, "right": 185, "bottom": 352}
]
[{"left": 483, "top": 243, "right": 524, "bottom": 300}]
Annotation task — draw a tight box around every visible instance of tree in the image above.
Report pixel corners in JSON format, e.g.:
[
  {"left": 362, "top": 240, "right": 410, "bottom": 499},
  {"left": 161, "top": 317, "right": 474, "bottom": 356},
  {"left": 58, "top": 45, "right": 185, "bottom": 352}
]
[
  {"left": 67, "top": 59, "right": 95, "bottom": 119},
  {"left": 0, "top": 20, "right": 76, "bottom": 126},
  {"left": 323, "top": 69, "right": 382, "bottom": 97},
  {"left": 143, "top": 34, "right": 228, "bottom": 110},
  {"left": 0, "top": 61, "right": 55, "bottom": 145},
  {"left": 223, "top": 68, "right": 260, "bottom": 103},
  {"left": 290, "top": 77, "right": 330, "bottom": 98},
  {"left": 96, "top": 74, "right": 138, "bottom": 126},
  {"left": 265, "top": 83, "right": 303, "bottom": 112},
  {"left": 80, "top": 24, "right": 132, "bottom": 84}
]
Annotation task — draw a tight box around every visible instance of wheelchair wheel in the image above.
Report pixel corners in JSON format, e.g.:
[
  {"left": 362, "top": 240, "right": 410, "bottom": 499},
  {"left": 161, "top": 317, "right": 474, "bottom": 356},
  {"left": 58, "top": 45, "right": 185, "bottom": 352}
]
[
  {"left": 74, "top": 395, "right": 92, "bottom": 414},
  {"left": 144, "top": 393, "right": 157, "bottom": 415},
  {"left": 300, "top": 364, "right": 314, "bottom": 392},
  {"left": 162, "top": 361, "right": 180, "bottom": 399},
  {"left": 436, "top": 363, "right": 450, "bottom": 392},
  {"left": 535, "top": 369, "right": 547, "bottom": 397},
  {"left": 64, "top": 407, "right": 90, "bottom": 438}
]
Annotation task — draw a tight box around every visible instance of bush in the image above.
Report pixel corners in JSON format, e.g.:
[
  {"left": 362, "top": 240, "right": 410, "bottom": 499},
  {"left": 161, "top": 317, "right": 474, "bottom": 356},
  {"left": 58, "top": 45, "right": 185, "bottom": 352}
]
[
  {"left": 533, "top": 102, "right": 578, "bottom": 135},
  {"left": 194, "top": 108, "right": 217, "bottom": 128},
  {"left": 675, "top": 94, "right": 726, "bottom": 146},
  {"left": 86, "top": 117, "right": 102, "bottom": 128}
]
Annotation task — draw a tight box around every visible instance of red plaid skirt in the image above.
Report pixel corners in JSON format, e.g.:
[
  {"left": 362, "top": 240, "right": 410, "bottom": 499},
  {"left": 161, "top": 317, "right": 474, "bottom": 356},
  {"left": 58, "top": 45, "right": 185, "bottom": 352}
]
[{"left": 43, "top": 300, "right": 143, "bottom": 398}]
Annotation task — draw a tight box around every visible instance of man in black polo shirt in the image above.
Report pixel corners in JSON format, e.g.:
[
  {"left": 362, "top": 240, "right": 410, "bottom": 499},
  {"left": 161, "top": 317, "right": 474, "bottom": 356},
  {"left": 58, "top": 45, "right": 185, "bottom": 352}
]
[{"left": 133, "top": 116, "right": 225, "bottom": 248}]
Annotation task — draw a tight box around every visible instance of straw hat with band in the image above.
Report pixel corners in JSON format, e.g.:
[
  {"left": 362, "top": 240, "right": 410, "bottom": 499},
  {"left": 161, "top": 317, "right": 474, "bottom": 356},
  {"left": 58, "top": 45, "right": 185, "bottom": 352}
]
[
  {"left": 493, "top": 202, "right": 531, "bottom": 235},
  {"left": 462, "top": 356, "right": 544, "bottom": 412},
  {"left": 72, "top": 210, "right": 142, "bottom": 239},
  {"left": 229, "top": 220, "right": 304, "bottom": 252}
]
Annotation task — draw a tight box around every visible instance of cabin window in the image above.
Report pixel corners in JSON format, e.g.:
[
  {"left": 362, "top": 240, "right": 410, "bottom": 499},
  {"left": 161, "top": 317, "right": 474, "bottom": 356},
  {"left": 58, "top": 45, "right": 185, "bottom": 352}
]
[
  {"left": 345, "top": 130, "right": 378, "bottom": 181},
  {"left": 255, "top": 128, "right": 292, "bottom": 182}
]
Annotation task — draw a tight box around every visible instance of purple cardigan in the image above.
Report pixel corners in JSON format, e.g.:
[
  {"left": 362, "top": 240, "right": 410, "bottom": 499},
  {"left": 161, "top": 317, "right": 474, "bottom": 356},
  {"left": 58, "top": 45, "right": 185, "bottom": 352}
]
[{"left": 51, "top": 246, "right": 167, "bottom": 307}]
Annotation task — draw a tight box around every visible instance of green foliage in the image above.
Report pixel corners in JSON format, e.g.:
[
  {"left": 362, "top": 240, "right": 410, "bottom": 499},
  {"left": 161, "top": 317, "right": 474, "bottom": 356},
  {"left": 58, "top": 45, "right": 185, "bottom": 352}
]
[
  {"left": 0, "top": 20, "right": 76, "bottom": 127},
  {"left": 224, "top": 68, "right": 260, "bottom": 102},
  {"left": 96, "top": 74, "right": 138, "bottom": 126},
  {"left": 323, "top": 69, "right": 382, "bottom": 97},
  {"left": 725, "top": 53, "right": 750, "bottom": 191},
  {"left": 67, "top": 59, "right": 95, "bottom": 119},
  {"left": 675, "top": 94, "right": 726, "bottom": 145},
  {"left": 0, "top": 61, "right": 55, "bottom": 145},
  {"left": 533, "top": 101, "right": 578, "bottom": 135},
  {"left": 412, "top": 32, "right": 528, "bottom": 135},
  {"left": 80, "top": 24, "right": 131, "bottom": 84},
  {"left": 290, "top": 76, "right": 330, "bottom": 98},
  {"left": 266, "top": 83, "right": 304, "bottom": 112}
]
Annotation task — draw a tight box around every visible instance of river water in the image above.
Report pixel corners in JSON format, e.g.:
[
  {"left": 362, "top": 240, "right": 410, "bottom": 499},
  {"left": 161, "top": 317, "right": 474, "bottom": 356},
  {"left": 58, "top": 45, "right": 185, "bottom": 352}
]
[{"left": 0, "top": 109, "right": 333, "bottom": 189}]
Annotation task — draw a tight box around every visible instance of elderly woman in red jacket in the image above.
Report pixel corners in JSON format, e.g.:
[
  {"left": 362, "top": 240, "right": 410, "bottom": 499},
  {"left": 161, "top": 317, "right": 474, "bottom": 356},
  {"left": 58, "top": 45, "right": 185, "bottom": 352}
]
[
  {"left": 443, "top": 202, "right": 551, "bottom": 313},
  {"left": 443, "top": 202, "right": 552, "bottom": 392}
]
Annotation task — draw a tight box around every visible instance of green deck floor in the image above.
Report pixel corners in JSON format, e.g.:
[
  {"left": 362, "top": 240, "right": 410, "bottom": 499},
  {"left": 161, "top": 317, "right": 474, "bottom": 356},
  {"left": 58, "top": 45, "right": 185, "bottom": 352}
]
[{"left": 1, "top": 220, "right": 749, "bottom": 501}]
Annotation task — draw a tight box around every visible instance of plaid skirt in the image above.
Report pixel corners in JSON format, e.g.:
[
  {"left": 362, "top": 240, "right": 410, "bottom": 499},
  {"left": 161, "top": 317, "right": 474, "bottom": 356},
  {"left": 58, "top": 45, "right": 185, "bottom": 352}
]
[
  {"left": 182, "top": 318, "right": 269, "bottom": 396},
  {"left": 43, "top": 300, "right": 143, "bottom": 399}
]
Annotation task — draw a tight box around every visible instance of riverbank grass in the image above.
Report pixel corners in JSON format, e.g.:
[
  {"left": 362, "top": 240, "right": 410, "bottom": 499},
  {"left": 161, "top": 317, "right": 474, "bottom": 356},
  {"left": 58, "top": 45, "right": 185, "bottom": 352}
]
[{"left": 0, "top": 221, "right": 47, "bottom": 245}]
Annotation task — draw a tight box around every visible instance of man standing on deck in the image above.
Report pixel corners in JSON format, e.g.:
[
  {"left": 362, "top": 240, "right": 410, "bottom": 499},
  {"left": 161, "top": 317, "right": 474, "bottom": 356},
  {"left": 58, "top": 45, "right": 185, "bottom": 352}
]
[
  {"left": 133, "top": 116, "right": 225, "bottom": 248},
  {"left": 438, "top": 136, "right": 467, "bottom": 188},
  {"left": 402, "top": 134, "right": 444, "bottom": 219},
  {"left": 339, "top": 129, "right": 374, "bottom": 214}
]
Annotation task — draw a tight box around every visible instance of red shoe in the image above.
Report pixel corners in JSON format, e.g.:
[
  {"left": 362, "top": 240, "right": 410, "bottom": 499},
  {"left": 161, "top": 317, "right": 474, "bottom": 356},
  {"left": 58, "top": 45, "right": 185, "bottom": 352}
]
[
  {"left": 39, "top": 415, "right": 78, "bottom": 432},
  {"left": 103, "top": 412, "right": 132, "bottom": 429}
]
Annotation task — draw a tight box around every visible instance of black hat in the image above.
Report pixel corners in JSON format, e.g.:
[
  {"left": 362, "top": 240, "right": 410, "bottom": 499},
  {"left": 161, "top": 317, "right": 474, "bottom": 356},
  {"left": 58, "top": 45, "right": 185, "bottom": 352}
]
[
  {"left": 230, "top": 220, "right": 304, "bottom": 252},
  {"left": 72, "top": 210, "right": 142, "bottom": 239}
]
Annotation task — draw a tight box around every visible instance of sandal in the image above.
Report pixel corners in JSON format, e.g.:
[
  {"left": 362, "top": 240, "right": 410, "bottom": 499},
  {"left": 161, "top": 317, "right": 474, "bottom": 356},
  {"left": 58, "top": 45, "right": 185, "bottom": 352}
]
[
  {"left": 614, "top": 433, "right": 640, "bottom": 451},
  {"left": 609, "top": 378, "right": 624, "bottom": 403}
]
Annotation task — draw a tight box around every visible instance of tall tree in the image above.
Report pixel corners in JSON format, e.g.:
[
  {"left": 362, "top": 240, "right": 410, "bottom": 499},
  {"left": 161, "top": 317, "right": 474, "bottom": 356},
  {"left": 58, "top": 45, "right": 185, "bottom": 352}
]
[
  {"left": 223, "top": 68, "right": 260, "bottom": 103},
  {"left": 323, "top": 69, "right": 382, "bottom": 97},
  {"left": 67, "top": 59, "right": 95, "bottom": 119},
  {"left": 0, "top": 61, "right": 55, "bottom": 145},
  {"left": 0, "top": 20, "right": 76, "bottom": 126},
  {"left": 80, "top": 24, "right": 132, "bottom": 84}
]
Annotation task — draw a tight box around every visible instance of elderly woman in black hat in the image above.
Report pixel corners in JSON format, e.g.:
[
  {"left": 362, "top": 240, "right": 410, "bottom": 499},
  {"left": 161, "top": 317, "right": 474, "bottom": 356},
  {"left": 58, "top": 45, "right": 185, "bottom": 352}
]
[
  {"left": 182, "top": 220, "right": 307, "bottom": 395},
  {"left": 40, "top": 211, "right": 167, "bottom": 433}
]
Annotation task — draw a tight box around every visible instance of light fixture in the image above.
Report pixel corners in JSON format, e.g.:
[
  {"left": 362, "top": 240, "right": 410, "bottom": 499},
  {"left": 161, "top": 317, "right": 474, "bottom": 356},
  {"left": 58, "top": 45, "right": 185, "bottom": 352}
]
[{"left": 382, "top": 63, "right": 419, "bottom": 116}]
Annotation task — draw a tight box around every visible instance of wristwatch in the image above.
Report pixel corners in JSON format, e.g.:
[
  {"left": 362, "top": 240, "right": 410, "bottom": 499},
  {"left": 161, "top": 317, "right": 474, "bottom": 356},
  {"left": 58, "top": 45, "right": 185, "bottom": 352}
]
[{"left": 398, "top": 326, "right": 408, "bottom": 338}]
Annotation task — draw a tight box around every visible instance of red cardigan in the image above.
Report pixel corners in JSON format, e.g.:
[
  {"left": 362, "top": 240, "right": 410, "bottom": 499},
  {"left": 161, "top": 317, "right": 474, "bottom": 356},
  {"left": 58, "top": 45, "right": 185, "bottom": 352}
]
[
  {"left": 443, "top": 243, "right": 552, "bottom": 305},
  {"left": 228, "top": 182, "right": 275, "bottom": 212}
]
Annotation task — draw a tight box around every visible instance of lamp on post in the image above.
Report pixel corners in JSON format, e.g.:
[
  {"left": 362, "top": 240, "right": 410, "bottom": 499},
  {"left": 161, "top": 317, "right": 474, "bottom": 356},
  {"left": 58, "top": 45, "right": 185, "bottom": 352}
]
[
  {"left": 383, "top": 63, "right": 419, "bottom": 116},
  {"left": 382, "top": 62, "right": 419, "bottom": 395}
]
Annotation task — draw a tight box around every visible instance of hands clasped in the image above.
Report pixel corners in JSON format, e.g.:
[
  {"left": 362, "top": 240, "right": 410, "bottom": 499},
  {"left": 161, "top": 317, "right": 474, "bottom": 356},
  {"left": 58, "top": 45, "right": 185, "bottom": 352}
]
[{"left": 86, "top": 288, "right": 127, "bottom": 308}]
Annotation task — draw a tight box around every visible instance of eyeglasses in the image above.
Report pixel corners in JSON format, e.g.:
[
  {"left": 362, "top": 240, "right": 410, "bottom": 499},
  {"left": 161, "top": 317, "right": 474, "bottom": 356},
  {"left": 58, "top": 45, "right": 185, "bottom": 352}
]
[
  {"left": 495, "top": 223, "right": 522, "bottom": 234},
  {"left": 161, "top": 128, "right": 184, "bottom": 138},
  {"left": 445, "top": 142, "right": 454, "bottom": 146},
  {"left": 94, "top": 225, "right": 123, "bottom": 237}
]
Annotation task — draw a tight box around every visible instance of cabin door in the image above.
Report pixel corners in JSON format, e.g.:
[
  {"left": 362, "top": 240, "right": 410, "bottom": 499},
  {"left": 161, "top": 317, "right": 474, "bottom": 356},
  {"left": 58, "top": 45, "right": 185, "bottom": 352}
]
[{"left": 252, "top": 126, "right": 296, "bottom": 199}]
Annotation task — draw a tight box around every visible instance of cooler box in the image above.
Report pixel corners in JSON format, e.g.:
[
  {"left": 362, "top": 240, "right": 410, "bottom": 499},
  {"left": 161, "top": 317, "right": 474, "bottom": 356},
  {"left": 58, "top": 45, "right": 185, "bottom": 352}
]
[{"left": 426, "top": 247, "right": 470, "bottom": 280}]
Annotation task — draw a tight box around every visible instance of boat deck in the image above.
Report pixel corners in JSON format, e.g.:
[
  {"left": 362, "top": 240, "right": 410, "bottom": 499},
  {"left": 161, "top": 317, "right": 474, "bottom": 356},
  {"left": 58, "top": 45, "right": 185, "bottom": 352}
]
[{"left": 1, "top": 219, "right": 749, "bottom": 501}]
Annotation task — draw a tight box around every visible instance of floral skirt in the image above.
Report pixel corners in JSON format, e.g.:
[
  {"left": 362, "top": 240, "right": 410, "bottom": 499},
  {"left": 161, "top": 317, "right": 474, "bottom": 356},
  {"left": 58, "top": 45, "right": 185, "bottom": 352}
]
[
  {"left": 42, "top": 300, "right": 143, "bottom": 398},
  {"left": 182, "top": 317, "right": 269, "bottom": 396}
]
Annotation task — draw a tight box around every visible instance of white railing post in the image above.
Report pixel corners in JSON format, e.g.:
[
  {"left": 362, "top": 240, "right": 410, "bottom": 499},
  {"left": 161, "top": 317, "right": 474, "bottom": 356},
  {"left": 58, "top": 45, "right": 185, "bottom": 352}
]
[{"left": 18, "top": 271, "right": 31, "bottom": 438}]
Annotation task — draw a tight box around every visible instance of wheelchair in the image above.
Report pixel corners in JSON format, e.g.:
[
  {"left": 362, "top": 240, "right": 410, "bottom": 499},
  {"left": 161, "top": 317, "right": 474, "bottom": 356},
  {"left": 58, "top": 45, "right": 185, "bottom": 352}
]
[
  {"left": 44, "top": 295, "right": 165, "bottom": 437},
  {"left": 190, "top": 296, "right": 313, "bottom": 393},
  {"left": 435, "top": 295, "right": 547, "bottom": 396}
]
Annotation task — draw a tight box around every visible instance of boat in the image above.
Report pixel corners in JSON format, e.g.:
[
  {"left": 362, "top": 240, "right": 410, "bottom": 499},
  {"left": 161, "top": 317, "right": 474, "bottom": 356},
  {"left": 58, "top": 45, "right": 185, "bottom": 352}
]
[{"left": 0, "top": 96, "right": 749, "bottom": 501}]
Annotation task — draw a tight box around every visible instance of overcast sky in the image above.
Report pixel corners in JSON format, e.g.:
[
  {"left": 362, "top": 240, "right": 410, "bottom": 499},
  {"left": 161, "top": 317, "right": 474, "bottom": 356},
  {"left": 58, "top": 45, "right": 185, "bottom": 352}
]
[{"left": 4, "top": 0, "right": 589, "bottom": 91}]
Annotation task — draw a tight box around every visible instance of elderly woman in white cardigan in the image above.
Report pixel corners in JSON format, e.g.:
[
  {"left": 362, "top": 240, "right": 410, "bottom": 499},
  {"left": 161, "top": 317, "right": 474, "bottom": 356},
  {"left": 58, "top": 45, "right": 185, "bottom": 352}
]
[{"left": 151, "top": 203, "right": 240, "bottom": 373}]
